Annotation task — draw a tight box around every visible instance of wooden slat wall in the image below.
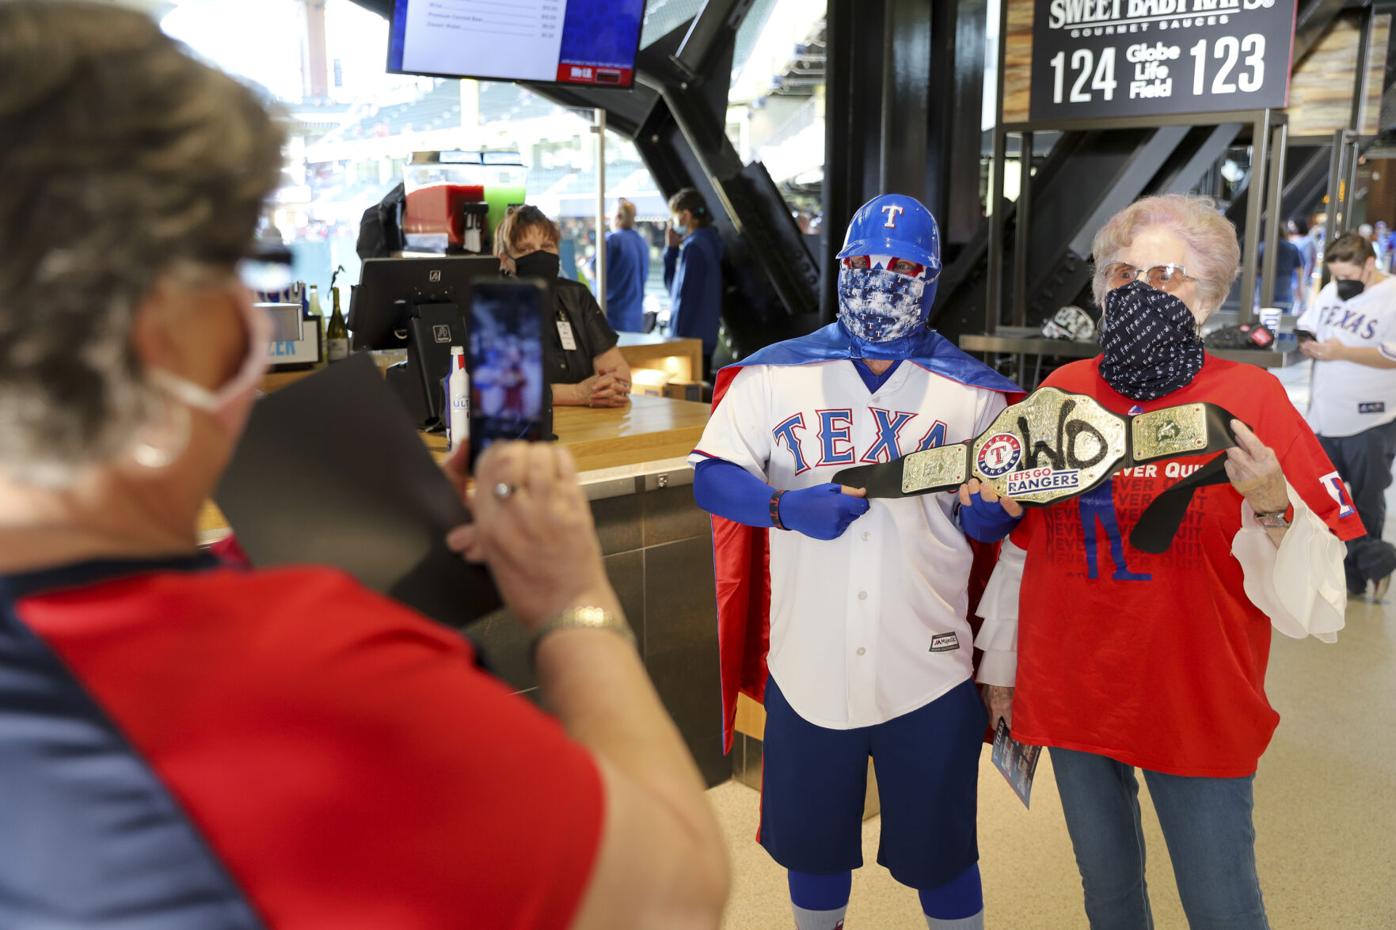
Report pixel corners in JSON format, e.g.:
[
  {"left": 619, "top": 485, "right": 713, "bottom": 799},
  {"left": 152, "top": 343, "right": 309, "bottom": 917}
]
[
  {"left": 1288, "top": 13, "right": 1390, "bottom": 138},
  {"left": 998, "top": 1, "right": 1388, "bottom": 135},
  {"left": 1001, "top": 0, "right": 1034, "bottom": 125}
]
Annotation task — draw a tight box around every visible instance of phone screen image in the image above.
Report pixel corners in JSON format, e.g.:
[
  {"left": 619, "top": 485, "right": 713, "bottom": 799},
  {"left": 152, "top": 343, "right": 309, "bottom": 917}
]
[{"left": 468, "top": 280, "right": 547, "bottom": 468}]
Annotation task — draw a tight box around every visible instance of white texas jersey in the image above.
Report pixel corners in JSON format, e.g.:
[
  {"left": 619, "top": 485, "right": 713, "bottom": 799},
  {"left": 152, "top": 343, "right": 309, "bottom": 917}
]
[
  {"left": 1297, "top": 277, "right": 1396, "bottom": 437},
  {"left": 690, "top": 360, "right": 1006, "bottom": 729}
]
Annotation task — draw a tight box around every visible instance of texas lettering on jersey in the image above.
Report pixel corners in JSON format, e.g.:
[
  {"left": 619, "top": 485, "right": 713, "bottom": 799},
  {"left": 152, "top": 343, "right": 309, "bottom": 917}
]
[
  {"left": 771, "top": 406, "right": 948, "bottom": 473},
  {"left": 1310, "top": 302, "right": 1381, "bottom": 339}
]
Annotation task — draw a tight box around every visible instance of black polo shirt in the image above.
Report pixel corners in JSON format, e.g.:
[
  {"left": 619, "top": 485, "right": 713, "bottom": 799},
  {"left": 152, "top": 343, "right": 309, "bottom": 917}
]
[{"left": 547, "top": 277, "right": 620, "bottom": 384}]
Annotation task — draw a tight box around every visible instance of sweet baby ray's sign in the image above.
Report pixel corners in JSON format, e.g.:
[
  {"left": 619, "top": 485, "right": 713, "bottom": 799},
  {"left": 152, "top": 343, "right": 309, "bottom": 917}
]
[{"left": 1024, "top": 0, "right": 1296, "bottom": 121}]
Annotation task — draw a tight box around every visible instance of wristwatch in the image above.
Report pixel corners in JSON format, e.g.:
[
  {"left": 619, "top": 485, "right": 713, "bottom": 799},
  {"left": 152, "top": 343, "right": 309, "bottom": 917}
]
[
  {"left": 530, "top": 605, "right": 635, "bottom": 664},
  {"left": 1253, "top": 507, "right": 1292, "bottom": 529}
]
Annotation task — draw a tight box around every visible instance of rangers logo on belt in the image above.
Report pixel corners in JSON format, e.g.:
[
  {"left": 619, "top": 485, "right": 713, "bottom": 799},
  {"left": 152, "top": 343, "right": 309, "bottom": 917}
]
[{"left": 976, "top": 433, "right": 1022, "bottom": 477}]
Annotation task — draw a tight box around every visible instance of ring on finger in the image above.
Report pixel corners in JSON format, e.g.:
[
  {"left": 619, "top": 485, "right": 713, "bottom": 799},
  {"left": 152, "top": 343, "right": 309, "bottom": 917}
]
[{"left": 493, "top": 482, "right": 517, "bottom": 501}]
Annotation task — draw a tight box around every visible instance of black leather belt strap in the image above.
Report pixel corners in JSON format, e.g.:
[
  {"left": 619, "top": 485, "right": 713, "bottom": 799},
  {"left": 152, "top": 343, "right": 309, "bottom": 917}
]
[{"left": 1128, "top": 453, "right": 1233, "bottom": 553}]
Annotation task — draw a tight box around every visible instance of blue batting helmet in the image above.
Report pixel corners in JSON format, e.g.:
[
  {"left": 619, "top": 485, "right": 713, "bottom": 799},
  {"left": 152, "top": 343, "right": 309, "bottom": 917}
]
[{"left": 836, "top": 194, "right": 942, "bottom": 279}]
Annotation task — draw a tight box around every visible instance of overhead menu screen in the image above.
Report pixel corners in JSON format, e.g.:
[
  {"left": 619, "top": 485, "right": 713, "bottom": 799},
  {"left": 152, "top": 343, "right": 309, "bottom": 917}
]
[
  {"left": 1028, "top": 0, "right": 1297, "bottom": 122},
  {"left": 388, "top": 0, "right": 647, "bottom": 88}
]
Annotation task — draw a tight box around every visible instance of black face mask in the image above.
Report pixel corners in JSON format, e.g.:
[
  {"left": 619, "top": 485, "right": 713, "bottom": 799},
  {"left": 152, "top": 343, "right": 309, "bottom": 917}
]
[
  {"left": 1098, "top": 280, "right": 1205, "bottom": 401},
  {"left": 1336, "top": 278, "right": 1366, "bottom": 302},
  {"left": 512, "top": 250, "right": 561, "bottom": 280}
]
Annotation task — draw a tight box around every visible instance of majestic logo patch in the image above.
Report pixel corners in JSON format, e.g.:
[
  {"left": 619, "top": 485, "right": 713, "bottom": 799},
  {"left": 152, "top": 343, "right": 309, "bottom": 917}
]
[
  {"left": 1359, "top": 401, "right": 1387, "bottom": 414},
  {"left": 1007, "top": 466, "right": 1081, "bottom": 497},
  {"left": 929, "top": 632, "right": 960, "bottom": 653},
  {"left": 977, "top": 433, "right": 1023, "bottom": 477},
  {"left": 432, "top": 324, "right": 452, "bottom": 344},
  {"left": 1320, "top": 470, "right": 1357, "bottom": 518},
  {"left": 428, "top": 269, "right": 442, "bottom": 283}
]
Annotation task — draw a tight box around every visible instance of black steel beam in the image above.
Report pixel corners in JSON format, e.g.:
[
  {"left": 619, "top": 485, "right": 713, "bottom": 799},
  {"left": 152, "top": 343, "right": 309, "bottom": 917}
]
[
  {"left": 926, "top": 0, "right": 990, "bottom": 248},
  {"left": 823, "top": 0, "right": 887, "bottom": 323},
  {"left": 672, "top": 0, "right": 761, "bottom": 81}
]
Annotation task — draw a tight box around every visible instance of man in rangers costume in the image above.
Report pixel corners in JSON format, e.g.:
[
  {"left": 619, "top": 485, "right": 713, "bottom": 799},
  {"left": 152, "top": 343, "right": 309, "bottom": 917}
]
[{"left": 690, "top": 195, "right": 1021, "bottom": 930}]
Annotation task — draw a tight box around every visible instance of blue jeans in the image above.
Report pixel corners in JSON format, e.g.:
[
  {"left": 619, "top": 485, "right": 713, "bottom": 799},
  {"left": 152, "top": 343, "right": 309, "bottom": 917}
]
[{"left": 1049, "top": 748, "right": 1270, "bottom": 930}]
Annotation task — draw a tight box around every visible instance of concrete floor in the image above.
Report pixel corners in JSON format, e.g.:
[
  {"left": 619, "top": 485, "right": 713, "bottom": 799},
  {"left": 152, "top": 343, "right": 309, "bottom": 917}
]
[{"left": 709, "top": 361, "right": 1396, "bottom": 930}]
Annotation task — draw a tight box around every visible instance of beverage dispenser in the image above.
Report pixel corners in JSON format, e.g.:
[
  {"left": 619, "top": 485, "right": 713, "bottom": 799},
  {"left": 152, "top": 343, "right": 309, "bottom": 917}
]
[{"left": 401, "top": 150, "right": 527, "bottom": 255}]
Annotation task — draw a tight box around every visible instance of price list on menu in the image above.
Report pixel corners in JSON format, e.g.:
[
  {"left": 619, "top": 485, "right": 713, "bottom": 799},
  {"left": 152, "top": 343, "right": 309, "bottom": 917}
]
[{"left": 1028, "top": 0, "right": 1297, "bottom": 122}]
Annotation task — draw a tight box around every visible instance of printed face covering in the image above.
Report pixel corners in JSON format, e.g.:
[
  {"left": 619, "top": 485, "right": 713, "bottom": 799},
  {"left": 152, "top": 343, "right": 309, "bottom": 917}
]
[
  {"left": 1098, "top": 279, "right": 1205, "bottom": 400},
  {"left": 837, "top": 257, "right": 929, "bottom": 343}
]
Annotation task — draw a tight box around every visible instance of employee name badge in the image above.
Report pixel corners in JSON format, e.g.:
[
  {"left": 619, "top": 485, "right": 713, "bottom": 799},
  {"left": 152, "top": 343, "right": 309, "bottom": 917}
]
[
  {"left": 991, "top": 719, "right": 1042, "bottom": 809},
  {"left": 556, "top": 318, "right": 578, "bottom": 352}
]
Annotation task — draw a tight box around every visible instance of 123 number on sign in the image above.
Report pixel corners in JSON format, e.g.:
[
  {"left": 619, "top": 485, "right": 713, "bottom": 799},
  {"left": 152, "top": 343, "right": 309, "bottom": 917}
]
[
  {"left": 1190, "top": 34, "right": 1265, "bottom": 96},
  {"left": 1049, "top": 47, "right": 1118, "bottom": 104}
]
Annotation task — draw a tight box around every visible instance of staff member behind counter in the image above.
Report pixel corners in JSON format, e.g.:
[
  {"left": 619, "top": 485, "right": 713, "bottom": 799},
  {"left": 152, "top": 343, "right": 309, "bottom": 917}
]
[
  {"left": 495, "top": 205, "right": 632, "bottom": 408},
  {"left": 0, "top": 4, "right": 727, "bottom": 928}
]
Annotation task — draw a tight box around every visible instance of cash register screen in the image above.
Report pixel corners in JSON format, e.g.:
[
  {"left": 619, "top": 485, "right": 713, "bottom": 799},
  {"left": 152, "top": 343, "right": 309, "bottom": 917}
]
[{"left": 387, "top": 0, "right": 648, "bottom": 88}]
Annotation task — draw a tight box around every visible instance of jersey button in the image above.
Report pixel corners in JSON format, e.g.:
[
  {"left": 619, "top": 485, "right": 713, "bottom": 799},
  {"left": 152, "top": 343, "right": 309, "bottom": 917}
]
[
  {"left": 856, "top": 647, "right": 867, "bottom": 656},
  {"left": 857, "top": 591, "right": 868, "bottom": 601},
  {"left": 862, "top": 531, "right": 871, "bottom": 541}
]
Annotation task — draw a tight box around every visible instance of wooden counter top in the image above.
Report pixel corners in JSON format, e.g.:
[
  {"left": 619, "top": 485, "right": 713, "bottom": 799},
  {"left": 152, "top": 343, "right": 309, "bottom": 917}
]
[
  {"left": 198, "top": 394, "right": 711, "bottom": 538},
  {"left": 260, "top": 335, "right": 702, "bottom": 395}
]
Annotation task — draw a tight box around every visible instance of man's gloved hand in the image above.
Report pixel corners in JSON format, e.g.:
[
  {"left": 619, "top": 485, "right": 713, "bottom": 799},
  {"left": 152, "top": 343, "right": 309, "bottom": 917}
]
[
  {"left": 956, "top": 477, "right": 1024, "bottom": 543},
  {"left": 778, "top": 483, "right": 870, "bottom": 540}
]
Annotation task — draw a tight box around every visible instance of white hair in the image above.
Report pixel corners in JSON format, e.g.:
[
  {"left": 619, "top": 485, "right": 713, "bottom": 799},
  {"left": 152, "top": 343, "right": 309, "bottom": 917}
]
[{"left": 1091, "top": 194, "right": 1240, "bottom": 316}]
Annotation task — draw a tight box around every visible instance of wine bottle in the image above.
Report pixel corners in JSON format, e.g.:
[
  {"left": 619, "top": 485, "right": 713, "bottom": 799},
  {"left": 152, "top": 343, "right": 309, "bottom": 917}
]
[
  {"left": 306, "top": 284, "right": 325, "bottom": 365},
  {"left": 327, "top": 287, "right": 350, "bottom": 362}
]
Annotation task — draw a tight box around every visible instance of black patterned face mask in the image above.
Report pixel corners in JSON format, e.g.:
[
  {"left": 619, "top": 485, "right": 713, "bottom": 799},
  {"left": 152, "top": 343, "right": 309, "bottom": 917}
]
[{"left": 1098, "top": 280, "right": 1205, "bottom": 400}]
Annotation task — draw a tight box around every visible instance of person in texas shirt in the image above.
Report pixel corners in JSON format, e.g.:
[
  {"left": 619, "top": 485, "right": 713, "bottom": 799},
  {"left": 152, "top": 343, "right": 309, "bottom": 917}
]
[
  {"left": 691, "top": 195, "right": 1022, "bottom": 930},
  {"left": 974, "top": 195, "right": 1361, "bottom": 930},
  {"left": 1297, "top": 230, "right": 1396, "bottom": 598}
]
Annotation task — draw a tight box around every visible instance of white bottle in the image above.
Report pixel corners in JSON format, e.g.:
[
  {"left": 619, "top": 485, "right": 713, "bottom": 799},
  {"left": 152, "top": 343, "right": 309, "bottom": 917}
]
[{"left": 448, "top": 346, "right": 470, "bottom": 451}]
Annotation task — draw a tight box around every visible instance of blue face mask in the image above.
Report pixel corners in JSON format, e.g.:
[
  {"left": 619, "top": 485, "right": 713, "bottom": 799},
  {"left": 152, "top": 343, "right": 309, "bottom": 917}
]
[
  {"left": 837, "top": 262, "right": 931, "bottom": 343},
  {"left": 672, "top": 216, "right": 688, "bottom": 236}
]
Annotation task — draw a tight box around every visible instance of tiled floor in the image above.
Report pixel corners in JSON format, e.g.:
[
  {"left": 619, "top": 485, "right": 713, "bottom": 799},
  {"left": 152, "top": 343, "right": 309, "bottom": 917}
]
[{"left": 708, "top": 360, "right": 1396, "bottom": 929}]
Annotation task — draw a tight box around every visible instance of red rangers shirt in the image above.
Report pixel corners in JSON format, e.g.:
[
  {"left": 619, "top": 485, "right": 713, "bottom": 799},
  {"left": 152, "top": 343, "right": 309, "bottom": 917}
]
[{"left": 1010, "top": 355, "right": 1362, "bottom": 777}]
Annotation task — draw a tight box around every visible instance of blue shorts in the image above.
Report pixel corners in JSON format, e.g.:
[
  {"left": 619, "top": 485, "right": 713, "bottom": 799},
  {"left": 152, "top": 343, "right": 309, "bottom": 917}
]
[{"left": 758, "top": 675, "right": 985, "bottom": 890}]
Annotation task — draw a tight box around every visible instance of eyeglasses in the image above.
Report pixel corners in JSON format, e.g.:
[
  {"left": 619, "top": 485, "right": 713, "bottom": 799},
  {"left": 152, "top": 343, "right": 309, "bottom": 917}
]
[
  {"left": 841, "top": 255, "right": 926, "bottom": 277},
  {"left": 1102, "top": 262, "right": 1192, "bottom": 294},
  {"left": 236, "top": 240, "right": 296, "bottom": 294}
]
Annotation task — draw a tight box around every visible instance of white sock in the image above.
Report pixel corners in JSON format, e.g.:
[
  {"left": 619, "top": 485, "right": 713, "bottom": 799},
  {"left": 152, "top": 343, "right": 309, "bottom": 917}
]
[
  {"left": 792, "top": 903, "right": 847, "bottom": 930},
  {"left": 926, "top": 910, "right": 984, "bottom": 930}
]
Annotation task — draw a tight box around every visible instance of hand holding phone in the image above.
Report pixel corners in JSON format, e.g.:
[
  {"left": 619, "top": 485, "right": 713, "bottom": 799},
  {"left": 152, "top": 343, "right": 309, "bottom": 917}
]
[
  {"left": 1295, "top": 328, "right": 1316, "bottom": 343},
  {"left": 466, "top": 279, "right": 550, "bottom": 472}
]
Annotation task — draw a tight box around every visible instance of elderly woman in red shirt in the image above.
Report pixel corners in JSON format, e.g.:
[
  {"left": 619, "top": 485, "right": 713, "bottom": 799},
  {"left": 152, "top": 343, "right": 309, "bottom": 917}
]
[{"left": 972, "top": 194, "right": 1358, "bottom": 930}]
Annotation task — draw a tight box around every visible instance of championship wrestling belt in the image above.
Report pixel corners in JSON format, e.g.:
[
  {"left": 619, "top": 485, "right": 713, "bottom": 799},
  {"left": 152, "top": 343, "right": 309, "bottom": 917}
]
[{"left": 833, "top": 387, "right": 1240, "bottom": 551}]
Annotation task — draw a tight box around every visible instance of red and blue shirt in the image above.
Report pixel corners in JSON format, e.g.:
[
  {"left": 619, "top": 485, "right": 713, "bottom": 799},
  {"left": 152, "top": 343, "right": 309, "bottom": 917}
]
[{"left": 0, "top": 555, "right": 602, "bottom": 928}]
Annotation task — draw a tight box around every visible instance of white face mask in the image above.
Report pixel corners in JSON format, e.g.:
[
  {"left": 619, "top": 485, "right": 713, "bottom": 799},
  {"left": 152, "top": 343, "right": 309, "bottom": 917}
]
[{"left": 147, "top": 296, "right": 271, "bottom": 438}]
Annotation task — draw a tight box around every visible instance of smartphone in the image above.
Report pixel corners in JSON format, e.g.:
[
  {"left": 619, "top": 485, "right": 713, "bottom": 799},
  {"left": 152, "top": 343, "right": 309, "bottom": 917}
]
[
  {"left": 1295, "top": 328, "right": 1316, "bottom": 343},
  {"left": 466, "top": 278, "right": 550, "bottom": 472}
]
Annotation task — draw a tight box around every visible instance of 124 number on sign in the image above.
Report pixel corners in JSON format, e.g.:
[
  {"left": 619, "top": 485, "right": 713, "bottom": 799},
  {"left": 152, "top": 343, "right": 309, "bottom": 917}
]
[{"left": 1049, "top": 47, "right": 1118, "bottom": 104}]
